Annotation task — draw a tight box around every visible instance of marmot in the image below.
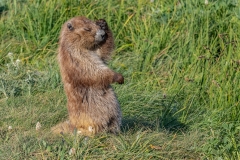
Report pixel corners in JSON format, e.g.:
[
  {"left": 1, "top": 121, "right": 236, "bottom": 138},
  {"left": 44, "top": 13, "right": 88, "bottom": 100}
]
[{"left": 51, "top": 16, "right": 124, "bottom": 136}]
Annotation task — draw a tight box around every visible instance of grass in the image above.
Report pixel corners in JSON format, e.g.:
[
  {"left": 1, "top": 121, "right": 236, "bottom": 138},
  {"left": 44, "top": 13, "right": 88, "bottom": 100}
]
[{"left": 0, "top": 0, "right": 240, "bottom": 159}]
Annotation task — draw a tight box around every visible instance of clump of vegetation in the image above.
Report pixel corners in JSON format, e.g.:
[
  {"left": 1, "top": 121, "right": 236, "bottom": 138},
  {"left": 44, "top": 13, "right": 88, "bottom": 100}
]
[{"left": 0, "top": 0, "right": 239, "bottom": 159}]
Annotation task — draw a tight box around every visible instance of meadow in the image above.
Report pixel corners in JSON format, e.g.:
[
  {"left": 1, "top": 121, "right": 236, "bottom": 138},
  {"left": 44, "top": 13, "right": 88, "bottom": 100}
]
[{"left": 0, "top": 0, "right": 239, "bottom": 159}]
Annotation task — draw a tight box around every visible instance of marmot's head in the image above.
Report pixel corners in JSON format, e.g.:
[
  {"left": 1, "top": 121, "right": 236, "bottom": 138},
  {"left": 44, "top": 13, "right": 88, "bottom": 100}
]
[{"left": 60, "top": 16, "right": 106, "bottom": 50}]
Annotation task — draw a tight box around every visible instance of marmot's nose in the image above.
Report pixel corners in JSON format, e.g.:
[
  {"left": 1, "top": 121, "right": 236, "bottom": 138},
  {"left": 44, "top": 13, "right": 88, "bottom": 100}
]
[
  {"left": 98, "top": 29, "right": 105, "bottom": 37},
  {"left": 95, "top": 30, "right": 106, "bottom": 42},
  {"left": 101, "top": 34, "right": 105, "bottom": 40}
]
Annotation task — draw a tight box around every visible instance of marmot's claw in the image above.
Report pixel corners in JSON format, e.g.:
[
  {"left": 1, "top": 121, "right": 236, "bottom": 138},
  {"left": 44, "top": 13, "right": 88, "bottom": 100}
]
[
  {"left": 96, "top": 19, "right": 108, "bottom": 30},
  {"left": 114, "top": 73, "right": 124, "bottom": 84}
]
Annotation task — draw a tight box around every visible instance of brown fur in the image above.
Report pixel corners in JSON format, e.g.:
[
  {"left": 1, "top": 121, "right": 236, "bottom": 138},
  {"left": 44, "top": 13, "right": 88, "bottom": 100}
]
[{"left": 51, "top": 16, "right": 124, "bottom": 136}]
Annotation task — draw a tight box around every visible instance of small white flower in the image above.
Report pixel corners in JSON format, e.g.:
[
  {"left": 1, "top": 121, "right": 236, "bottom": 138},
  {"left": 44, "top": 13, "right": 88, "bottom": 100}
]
[
  {"left": 7, "top": 52, "right": 13, "bottom": 57},
  {"left": 205, "top": 0, "right": 208, "bottom": 5},
  {"left": 69, "top": 148, "right": 76, "bottom": 155},
  {"left": 8, "top": 126, "right": 12, "bottom": 130},
  {"left": 77, "top": 130, "right": 82, "bottom": 134},
  {"left": 84, "top": 137, "right": 89, "bottom": 145},
  {"left": 15, "top": 59, "right": 21, "bottom": 68},
  {"left": 36, "top": 122, "right": 41, "bottom": 130},
  {"left": 16, "top": 59, "right": 20, "bottom": 64}
]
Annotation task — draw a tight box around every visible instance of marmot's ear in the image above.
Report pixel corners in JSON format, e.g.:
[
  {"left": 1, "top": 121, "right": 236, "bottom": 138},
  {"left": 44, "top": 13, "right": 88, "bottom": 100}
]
[{"left": 67, "top": 23, "right": 74, "bottom": 31}]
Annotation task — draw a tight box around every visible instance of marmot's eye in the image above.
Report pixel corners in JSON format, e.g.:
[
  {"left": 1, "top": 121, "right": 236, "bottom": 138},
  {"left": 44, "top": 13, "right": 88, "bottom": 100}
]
[
  {"left": 67, "top": 23, "right": 74, "bottom": 31},
  {"left": 84, "top": 28, "right": 91, "bottom": 32}
]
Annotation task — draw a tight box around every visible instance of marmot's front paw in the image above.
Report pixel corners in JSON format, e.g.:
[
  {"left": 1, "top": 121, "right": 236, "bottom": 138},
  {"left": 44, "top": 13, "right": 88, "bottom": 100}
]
[
  {"left": 113, "top": 73, "right": 124, "bottom": 84},
  {"left": 96, "top": 19, "right": 108, "bottom": 30}
]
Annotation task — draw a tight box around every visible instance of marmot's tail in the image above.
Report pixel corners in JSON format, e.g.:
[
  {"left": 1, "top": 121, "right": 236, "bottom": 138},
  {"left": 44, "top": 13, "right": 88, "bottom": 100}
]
[{"left": 51, "top": 120, "right": 75, "bottom": 135}]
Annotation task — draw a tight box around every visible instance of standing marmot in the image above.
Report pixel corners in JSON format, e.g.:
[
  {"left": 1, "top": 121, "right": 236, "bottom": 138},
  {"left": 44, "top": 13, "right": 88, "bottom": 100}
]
[{"left": 51, "top": 16, "right": 124, "bottom": 136}]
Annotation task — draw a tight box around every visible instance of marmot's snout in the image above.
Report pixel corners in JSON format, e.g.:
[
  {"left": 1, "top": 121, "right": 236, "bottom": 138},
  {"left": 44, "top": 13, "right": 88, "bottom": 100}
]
[{"left": 95, "top": 29, "right": 106, "bottom": 42}]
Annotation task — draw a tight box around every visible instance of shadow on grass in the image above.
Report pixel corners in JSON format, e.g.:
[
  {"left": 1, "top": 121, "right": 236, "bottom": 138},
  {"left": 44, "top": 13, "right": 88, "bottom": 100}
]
[
  {"left": 0, "top": 5, "right": 8, "bottom": 15},
  {"left": 119, "top": 90, "right": 191, "bottom": 133},
  {"left": 121, "top": 115, "right": 187, "bottom": 133}
]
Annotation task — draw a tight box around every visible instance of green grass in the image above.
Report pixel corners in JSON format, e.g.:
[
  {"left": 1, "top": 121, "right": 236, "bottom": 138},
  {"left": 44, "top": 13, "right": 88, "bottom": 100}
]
[{"left": 0, "top": 0, "right": 240, "bottom": 159}]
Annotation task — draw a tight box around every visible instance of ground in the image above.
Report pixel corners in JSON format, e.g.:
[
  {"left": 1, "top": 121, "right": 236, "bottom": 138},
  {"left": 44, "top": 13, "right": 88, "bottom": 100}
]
[{"left": 0, "top": 0, "right": 239, "bottom": 159}]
